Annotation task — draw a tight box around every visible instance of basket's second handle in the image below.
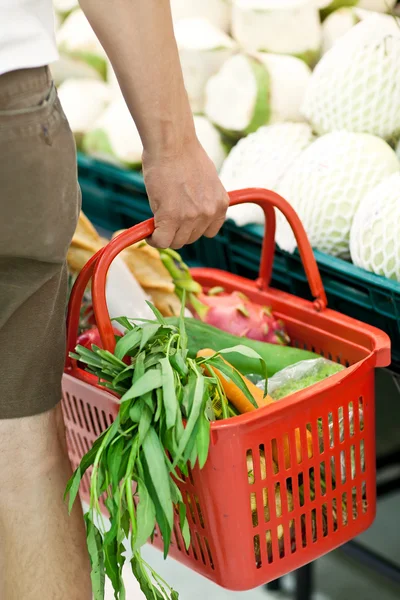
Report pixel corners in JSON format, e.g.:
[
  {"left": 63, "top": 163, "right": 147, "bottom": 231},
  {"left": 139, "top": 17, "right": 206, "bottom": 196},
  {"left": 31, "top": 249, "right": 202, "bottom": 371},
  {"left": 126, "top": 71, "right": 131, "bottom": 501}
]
[{"left": 229, "top": 188, "right": 327, "bottom": 310}]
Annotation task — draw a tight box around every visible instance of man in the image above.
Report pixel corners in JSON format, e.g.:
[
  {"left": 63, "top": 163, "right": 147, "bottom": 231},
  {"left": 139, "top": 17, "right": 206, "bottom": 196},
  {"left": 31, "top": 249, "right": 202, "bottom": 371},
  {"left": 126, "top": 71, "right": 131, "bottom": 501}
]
[{"left": 0, "top": 1, "right": 229, "bottom": 597}]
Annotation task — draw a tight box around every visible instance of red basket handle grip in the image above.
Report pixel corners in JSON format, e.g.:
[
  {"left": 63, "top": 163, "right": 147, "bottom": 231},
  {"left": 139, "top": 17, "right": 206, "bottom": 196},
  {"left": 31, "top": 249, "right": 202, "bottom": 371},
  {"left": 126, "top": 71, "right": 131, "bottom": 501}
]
[
  {"left": 66, "top": 189, "right": 327, "bottom": 358},
  {"left": 229, "top": 188, "right": 327, "bottom": 305}
]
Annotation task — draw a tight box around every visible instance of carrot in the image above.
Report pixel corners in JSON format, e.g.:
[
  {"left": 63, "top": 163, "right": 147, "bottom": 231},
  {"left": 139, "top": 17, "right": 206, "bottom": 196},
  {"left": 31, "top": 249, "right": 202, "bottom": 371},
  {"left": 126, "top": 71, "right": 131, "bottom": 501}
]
[
  {"left": 197, "top": 348, "right": 274, "bottom": 413},
  {"left": 197, "top": 348, "right": 313, "bottom": 469}
]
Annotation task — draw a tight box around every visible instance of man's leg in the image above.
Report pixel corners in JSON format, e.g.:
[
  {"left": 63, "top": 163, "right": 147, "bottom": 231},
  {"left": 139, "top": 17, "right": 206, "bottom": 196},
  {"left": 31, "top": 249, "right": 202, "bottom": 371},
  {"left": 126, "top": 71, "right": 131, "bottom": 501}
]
[
  {"left": 0, "top": 67, "right": 91, "bottom": 599},
  {"left": 0, "top": 405, "right": 91, "bottom": 600}
]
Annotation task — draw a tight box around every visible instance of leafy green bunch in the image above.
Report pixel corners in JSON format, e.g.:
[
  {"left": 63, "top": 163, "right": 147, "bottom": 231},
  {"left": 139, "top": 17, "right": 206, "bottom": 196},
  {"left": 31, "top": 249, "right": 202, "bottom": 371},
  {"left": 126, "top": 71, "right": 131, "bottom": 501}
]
[{"left": 65, "top": 302, "right": 261, "bottom": 600}]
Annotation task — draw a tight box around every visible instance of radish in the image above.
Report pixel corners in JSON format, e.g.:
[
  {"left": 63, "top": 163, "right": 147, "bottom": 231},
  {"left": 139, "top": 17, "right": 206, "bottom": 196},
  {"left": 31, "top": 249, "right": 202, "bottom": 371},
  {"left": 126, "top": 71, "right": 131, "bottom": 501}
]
[{"left": 159, "top": 249, "right": 290, "bottom": 345}]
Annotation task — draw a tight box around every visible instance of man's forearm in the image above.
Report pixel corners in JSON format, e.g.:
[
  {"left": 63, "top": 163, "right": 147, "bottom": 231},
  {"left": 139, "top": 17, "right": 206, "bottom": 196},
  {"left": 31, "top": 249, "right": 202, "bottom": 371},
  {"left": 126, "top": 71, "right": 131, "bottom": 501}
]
[{"left": 79, "top": 0, "right": 195, "bottom": 156}]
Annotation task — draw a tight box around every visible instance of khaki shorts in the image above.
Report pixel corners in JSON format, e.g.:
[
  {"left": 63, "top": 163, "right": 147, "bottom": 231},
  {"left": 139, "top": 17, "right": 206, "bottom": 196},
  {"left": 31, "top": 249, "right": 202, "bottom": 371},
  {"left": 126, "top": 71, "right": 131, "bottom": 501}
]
[{"left": 0, "top": 67, "right": 80, "bottom": 419}]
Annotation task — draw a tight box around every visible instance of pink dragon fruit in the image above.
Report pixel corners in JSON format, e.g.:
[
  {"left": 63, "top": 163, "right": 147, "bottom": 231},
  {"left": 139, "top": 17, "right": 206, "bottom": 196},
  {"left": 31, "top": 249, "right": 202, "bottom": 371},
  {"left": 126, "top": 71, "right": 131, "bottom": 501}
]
[{"left": 159, "top": 249, "right": 290, "bottom": 346}]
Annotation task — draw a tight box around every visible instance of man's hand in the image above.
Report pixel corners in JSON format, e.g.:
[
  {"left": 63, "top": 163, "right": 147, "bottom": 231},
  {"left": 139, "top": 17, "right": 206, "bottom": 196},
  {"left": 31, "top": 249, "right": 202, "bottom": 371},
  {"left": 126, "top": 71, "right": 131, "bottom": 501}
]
[
  {"left": 143, "top": 139, "right": 229, "bottom": 249},
  {"left": 79, "top": 0, "right": 230, "bottom": 250}
]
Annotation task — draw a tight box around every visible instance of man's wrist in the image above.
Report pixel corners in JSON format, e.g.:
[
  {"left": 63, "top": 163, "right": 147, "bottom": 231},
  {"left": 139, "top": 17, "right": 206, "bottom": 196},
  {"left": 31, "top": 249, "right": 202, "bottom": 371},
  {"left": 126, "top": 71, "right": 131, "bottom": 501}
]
[{"left": 141, "top": 115, "right": 198, "bottom": 160}]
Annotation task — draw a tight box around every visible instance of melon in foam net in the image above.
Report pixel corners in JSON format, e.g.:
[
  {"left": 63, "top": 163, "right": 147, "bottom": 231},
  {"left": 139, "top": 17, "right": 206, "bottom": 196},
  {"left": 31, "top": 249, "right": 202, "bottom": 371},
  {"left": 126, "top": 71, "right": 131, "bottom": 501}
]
[
  {"left": 302, "top": 14, "right": 400, "bottom": 140},
  {"left": 350, "top": 173, "right": 400, "bottom": 281},
  {"left": 276, "top": 132, "right": 400, "bottom": 258},
  {"left": 205, "top": 53, "right": 311, "bottom": 141},
  {"left": 220, "top": 123, "right": 315, "bottom": 226},
  {"left": 231, "top": 0, "right": 322, "bottom": 66}
]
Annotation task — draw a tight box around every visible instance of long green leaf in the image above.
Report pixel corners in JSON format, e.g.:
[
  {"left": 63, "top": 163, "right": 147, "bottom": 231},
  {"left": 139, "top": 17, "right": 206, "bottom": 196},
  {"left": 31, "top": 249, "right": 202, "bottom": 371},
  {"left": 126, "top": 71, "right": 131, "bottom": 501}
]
[
  {"left": 196, "top": 411, "right": 211, "bottom": 469},
  {"left": 140, "top": 323, "right": 160, "bottom": 351},
  {"left": 142, "top": 428, "right": 174, "bottom": 531},
  {"left": 121, "top": 369, "right": 162, "bottom": 402},
  {"left": 218, "top": 345, "right": 268, "bottom": 385},
  {"left": 146, "top": 301, "right": 167, "bottom": 325},
  {"left": 173, "top": 371, "right": 205, "bottom": 468},
  {"left": 133, "top": 479, "right": 156, "bottom": 552},
  {"left": 206, "top": 356, "right": 258, "bottom": 408},
  {"left": 141, "top": 452, "right": 172, "bottom": 557},
  {"left": 179, "top": 503, "right": 191, "bottom": 550},
  {"left": 115, "top": 328, "right": 142, "bottom": 360},
  {"left": 139, "top": 404, "right": 153, "bottom": 445},
  {"left": 160, "top": 358, "right": 178, "bottom": 430},
  {"left": 85, "top": 515, "right": 105, "bottom": 600}
]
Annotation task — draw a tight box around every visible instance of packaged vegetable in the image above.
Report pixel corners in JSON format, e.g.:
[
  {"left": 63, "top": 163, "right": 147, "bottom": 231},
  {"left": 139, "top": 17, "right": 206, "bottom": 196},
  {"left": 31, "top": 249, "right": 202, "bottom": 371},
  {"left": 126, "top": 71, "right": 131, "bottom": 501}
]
[{"left": 259, "top": 358, "right": 345, "bottom": 400}]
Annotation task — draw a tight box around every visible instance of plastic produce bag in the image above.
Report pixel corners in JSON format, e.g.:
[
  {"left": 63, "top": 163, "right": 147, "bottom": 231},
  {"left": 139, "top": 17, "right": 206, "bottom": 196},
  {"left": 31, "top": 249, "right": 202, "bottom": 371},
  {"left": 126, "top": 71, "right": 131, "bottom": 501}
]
[
  {"left": 258, "top": 357, "right": 344, "bottom": 400},
  {"left": 106, "top": 256, "right": 155, "bottom": 328}
]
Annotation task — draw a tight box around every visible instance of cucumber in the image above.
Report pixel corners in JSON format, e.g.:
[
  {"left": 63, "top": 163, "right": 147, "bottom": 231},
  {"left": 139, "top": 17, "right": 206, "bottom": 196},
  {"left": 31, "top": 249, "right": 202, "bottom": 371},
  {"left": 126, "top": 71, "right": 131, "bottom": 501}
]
[{"left": 167, "top": 318, "right": 319, "bottom": 377}]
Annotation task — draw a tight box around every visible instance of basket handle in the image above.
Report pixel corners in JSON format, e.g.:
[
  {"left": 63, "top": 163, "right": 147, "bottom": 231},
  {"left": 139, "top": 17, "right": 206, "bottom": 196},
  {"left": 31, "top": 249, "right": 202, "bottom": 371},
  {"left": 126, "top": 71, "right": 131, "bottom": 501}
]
[
  {"left": 66, "top": 189, "right": 327, "bottom": 357},
  {"left": 229, "top": 189, "right": 327, "bottom": 305}
]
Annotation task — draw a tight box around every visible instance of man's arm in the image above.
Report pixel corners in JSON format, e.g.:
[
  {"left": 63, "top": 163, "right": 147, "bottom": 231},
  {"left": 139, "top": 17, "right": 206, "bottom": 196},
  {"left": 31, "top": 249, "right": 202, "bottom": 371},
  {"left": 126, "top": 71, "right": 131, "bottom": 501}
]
[{"left": 79, "top": 0, "right": 229, "bottom": 249}]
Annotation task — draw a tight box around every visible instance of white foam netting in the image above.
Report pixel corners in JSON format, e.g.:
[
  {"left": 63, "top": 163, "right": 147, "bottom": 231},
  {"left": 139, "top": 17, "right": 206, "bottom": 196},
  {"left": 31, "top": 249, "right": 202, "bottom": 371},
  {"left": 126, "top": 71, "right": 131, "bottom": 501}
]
[
  {"left": 350, "top": 172, "right": 400, "bottom": 281},
  {"left": 302, "top": 15, "right": 400, "bottom": 140},
  {"left": 221, "top": 122, "right": 315, "bottom": 226},
  {"left": 276, "top": 131, "right": 400, "bottom": 258}
]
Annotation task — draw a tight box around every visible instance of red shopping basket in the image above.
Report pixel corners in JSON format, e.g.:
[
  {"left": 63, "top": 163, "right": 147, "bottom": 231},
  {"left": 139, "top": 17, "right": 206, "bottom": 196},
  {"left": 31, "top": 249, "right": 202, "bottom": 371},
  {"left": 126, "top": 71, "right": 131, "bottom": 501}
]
[{"left": 62, "top": 189, "right": 390, "bottom": 591}]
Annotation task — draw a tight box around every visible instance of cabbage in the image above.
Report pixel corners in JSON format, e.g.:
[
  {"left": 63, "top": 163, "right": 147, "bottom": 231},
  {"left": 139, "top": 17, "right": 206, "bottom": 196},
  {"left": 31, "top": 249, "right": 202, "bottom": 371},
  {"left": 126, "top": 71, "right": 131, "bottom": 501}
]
[
  {"left": 194, "top": 116, "right": 226, "bottom": 171},
  {"left": 221, "top": 123, "right": 315, "bottom": 226},
  {"left": 350, "top": 173, "right": 400, "bottom": 281},
  {"left": 56, "top": 9, "right": 107, "bottom": 79},
  {"left": 82, "top": 99, "right": 143, "bottom": 169},
  {"left": 231, "top": 0, "right": 322, "bottom": 66},
  {"left": 258, "top": 54, "right": 311, "bottom": 123},
  {"left": 302, "top": 14, "right": 400, "bottom": 140},
  {"left": 321, "top": 8, "right": 359, "bottom": 53},
  {"left": 174, "top": 18, "right": 237, "bottom": 113},
  {"left": 170, "top": 0, "right": 231, "bottom": 31},
  {"left": 276, "top": 132, "right": 400, "bottom": 257},
  {"left": 205, "top": 53, "right": 311, "bottom": 141},
  {"left": 58, "top": 79, "right": 112, "bottom": 147}
]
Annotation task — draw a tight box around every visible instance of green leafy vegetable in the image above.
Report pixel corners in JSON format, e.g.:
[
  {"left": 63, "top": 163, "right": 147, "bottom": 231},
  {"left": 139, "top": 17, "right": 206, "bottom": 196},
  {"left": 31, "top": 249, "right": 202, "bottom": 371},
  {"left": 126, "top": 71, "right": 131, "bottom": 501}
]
[{"left": 66, "top": 304, "right": 267, "bottom": 599}]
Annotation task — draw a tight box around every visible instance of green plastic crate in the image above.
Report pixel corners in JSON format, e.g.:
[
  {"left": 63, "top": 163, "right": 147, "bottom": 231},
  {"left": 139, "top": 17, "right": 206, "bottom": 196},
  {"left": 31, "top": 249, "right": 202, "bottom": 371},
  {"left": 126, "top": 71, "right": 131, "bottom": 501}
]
[{"left": 77, "top": 154, "right": 400, "bottom": 364}]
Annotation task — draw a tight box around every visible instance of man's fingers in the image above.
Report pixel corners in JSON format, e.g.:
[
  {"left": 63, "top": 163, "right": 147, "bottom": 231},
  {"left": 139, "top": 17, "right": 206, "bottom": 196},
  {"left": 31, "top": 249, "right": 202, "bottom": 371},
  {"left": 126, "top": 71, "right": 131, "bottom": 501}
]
[
  {"left": 203, "top": 216, "right": 225, "bottom": 239},
  {"left": 147, "top": 224, "right": 176, "bottom": 249},
  {"left": 170, "top": 221, "right": 197, "bottom": 249}
]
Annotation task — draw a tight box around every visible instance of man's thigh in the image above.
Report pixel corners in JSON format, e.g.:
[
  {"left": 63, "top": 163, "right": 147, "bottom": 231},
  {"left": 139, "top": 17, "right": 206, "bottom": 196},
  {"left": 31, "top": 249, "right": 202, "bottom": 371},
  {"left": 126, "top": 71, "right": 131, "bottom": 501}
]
[{"left": 0, "top": 66, "right": 80, "bottom": 420}]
